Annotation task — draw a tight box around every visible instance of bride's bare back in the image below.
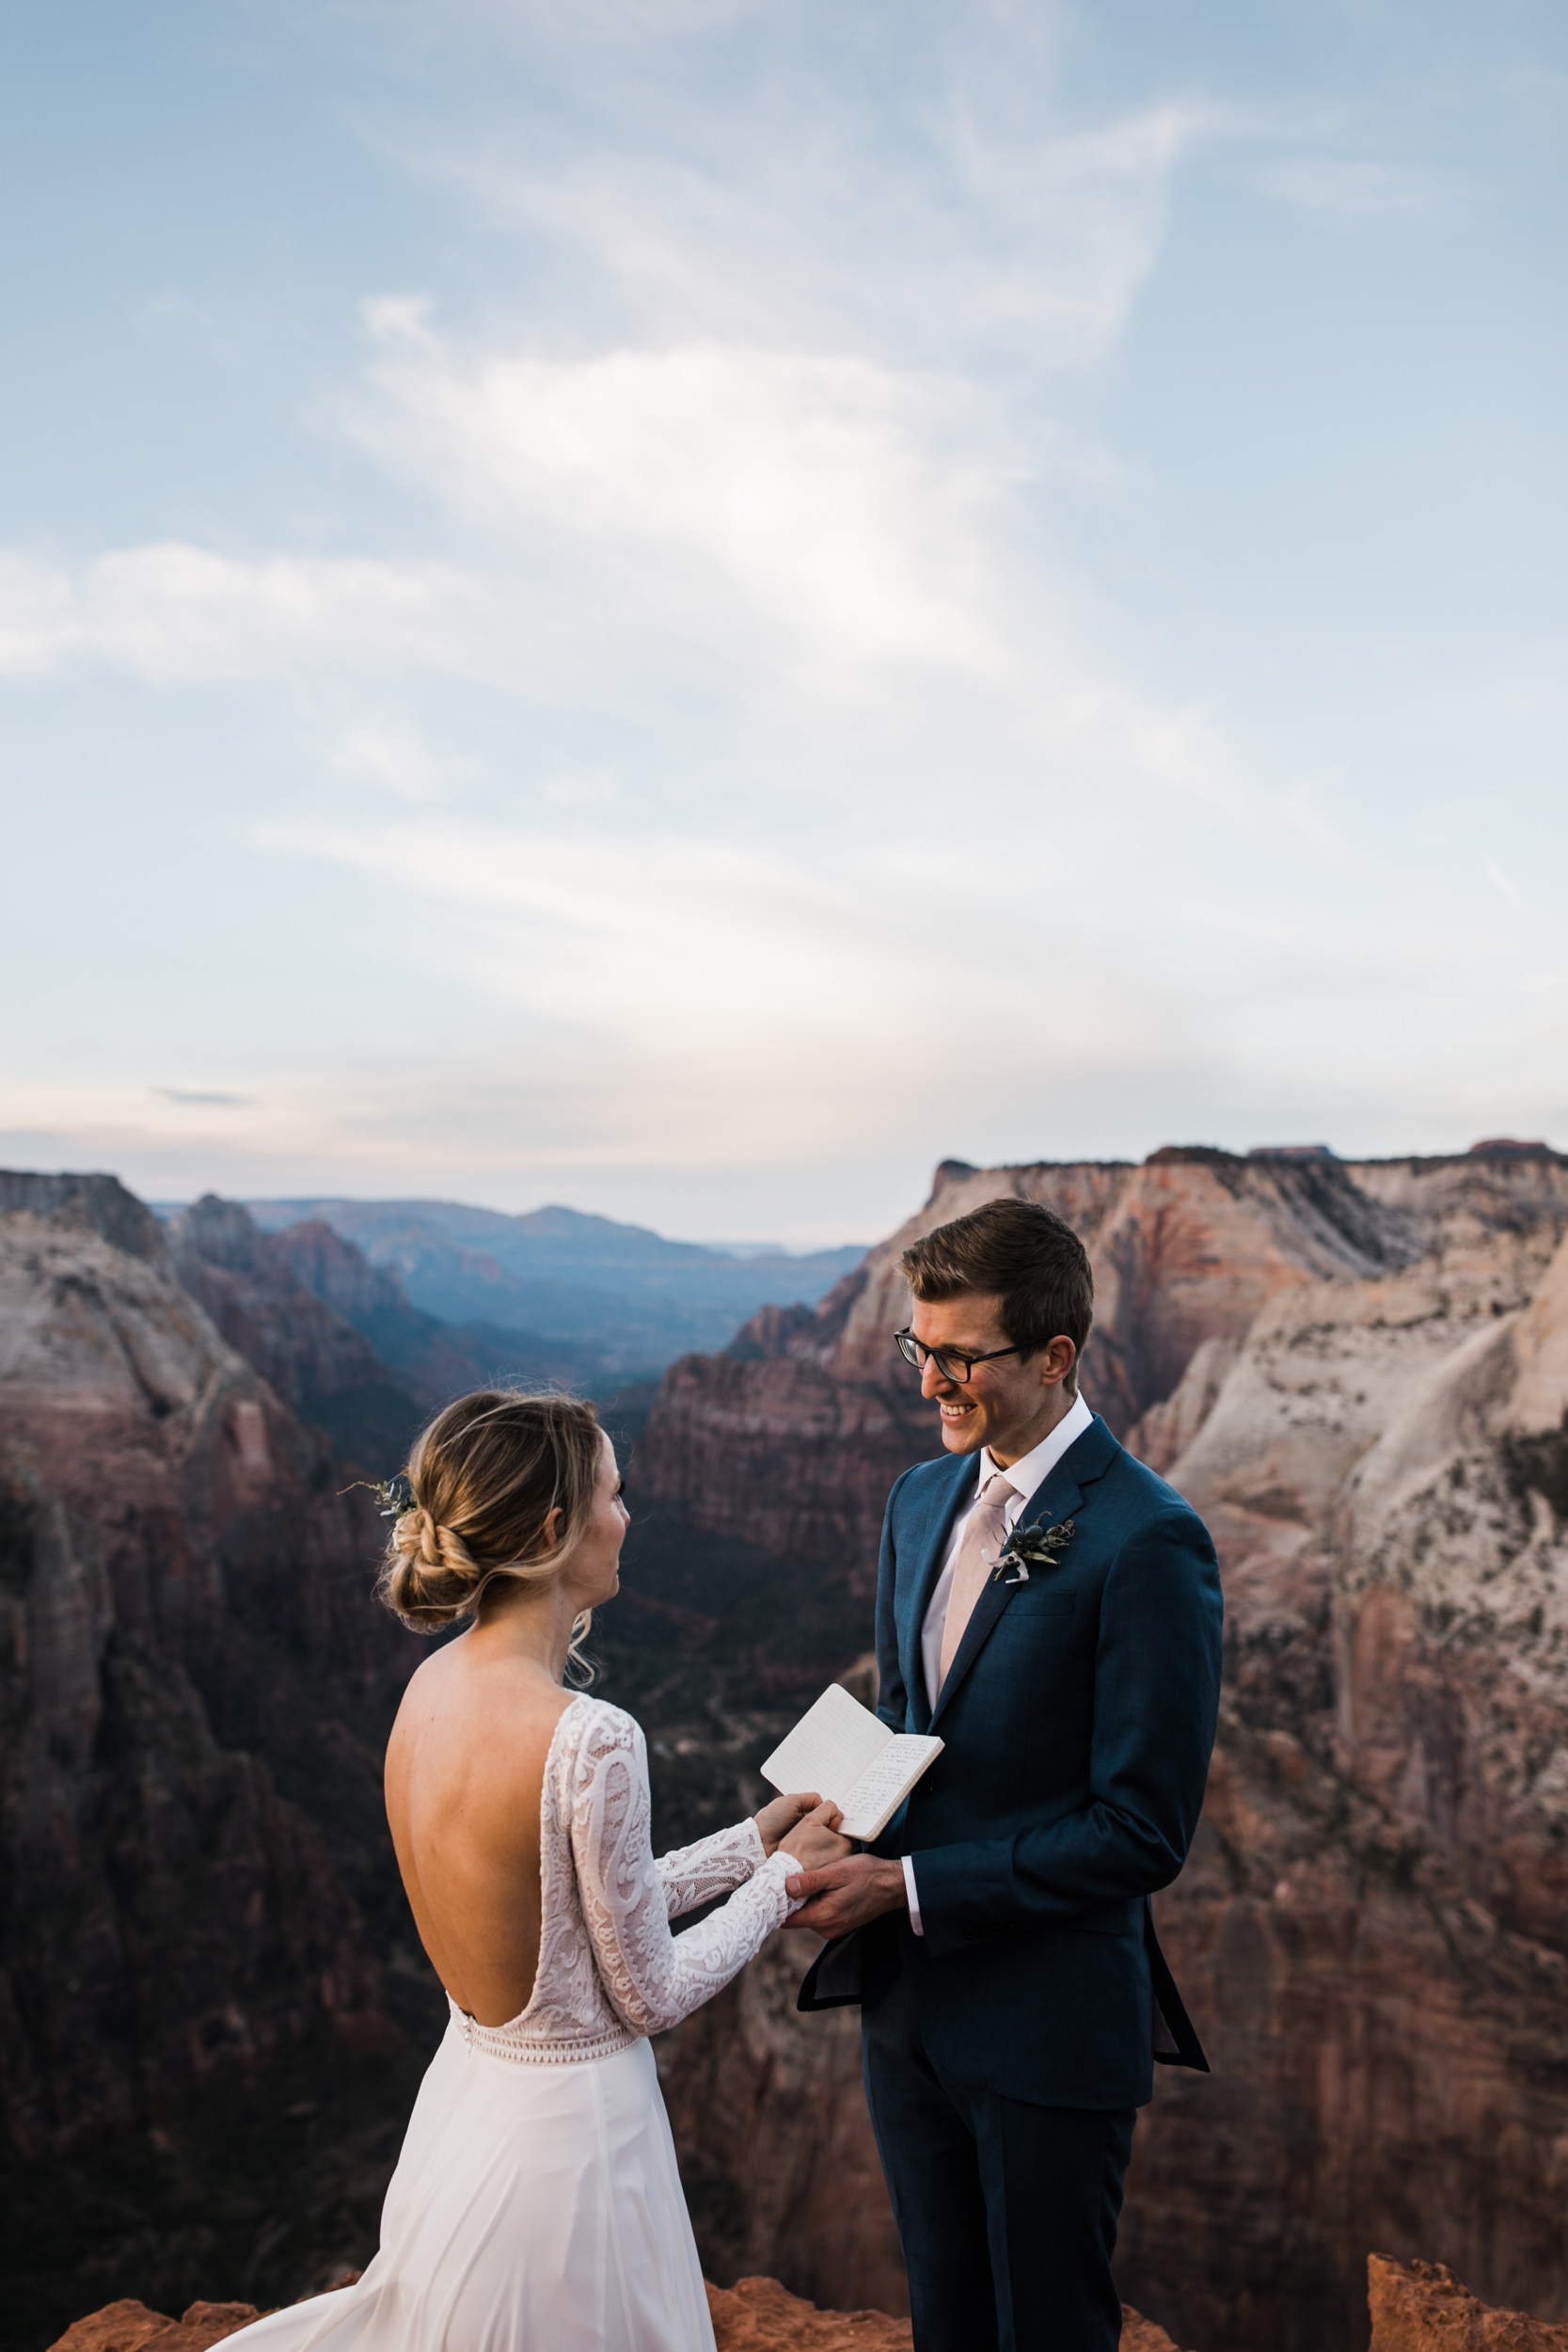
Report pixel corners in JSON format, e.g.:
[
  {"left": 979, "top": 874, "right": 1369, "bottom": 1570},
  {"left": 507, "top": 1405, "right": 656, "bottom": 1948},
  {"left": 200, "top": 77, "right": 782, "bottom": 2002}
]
[
  {"left": 379, "top": 1403, "right": 633, "bottom": 2027},
  {"left": 386, "top": 1634, "right": 575, "bottom": 2027},
  {"left": 378, "top": 1399, "right": 845, "bottom": 2033}
]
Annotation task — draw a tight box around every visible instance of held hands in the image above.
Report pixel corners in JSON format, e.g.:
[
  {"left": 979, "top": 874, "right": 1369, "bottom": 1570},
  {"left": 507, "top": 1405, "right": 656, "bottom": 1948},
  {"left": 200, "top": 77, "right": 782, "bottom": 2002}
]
[
  {"left": 756, "top": 1795, "right": 907, "bottom": 1930},
  {"left": 754, "top": 1791, "right": 848, "bottom": 1864},
  {"left": 760, "top": 1795, "right": 851, "bottom": 1873},
  {"left": 782, "top": 1854, "right": 909, "bottom": 1938}
]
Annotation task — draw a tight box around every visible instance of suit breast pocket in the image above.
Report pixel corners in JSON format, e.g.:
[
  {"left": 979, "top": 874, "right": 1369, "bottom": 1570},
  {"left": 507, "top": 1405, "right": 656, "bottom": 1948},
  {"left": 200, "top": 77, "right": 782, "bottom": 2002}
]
[{"left": 1003, "top": 1589, "right": 1078, "bottom": 1620}]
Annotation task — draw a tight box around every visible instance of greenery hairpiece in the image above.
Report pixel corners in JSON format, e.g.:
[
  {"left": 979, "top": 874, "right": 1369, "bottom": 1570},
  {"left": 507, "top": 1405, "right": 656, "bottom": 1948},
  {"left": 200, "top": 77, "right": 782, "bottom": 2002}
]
[{"left": 341, "top": 1476, "right": 419, "bottom": 1519}]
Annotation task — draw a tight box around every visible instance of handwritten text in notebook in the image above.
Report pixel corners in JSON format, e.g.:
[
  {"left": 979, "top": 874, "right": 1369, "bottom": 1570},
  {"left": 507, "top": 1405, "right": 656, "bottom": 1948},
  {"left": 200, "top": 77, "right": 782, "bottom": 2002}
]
[{"left": 761, "top": 1682, "right": 942, "bottom": 1844}]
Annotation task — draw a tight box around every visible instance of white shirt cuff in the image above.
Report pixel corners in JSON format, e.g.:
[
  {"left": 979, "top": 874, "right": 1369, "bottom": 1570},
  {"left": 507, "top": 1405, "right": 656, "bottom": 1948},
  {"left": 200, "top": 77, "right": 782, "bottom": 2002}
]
[{"left": 901, "top": 1852, "right": 924, "bottom": 1936}]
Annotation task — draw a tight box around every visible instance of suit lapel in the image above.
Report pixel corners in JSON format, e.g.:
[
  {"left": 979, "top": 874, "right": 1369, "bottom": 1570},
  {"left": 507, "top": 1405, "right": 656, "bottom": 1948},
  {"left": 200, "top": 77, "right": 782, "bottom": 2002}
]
[
  {"left": 927, "top": 1415, "right": 1118, "bottom": 1734},
  {"left": 900, "top": 1454, "right": 975, "bottom": 1733}
]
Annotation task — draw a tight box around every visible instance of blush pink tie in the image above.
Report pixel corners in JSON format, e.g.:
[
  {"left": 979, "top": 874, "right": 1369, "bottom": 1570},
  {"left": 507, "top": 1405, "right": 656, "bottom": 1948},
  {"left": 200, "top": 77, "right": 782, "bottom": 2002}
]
[{"left": 937, "top": 1470, "right": 1020, "bottom": 1691}]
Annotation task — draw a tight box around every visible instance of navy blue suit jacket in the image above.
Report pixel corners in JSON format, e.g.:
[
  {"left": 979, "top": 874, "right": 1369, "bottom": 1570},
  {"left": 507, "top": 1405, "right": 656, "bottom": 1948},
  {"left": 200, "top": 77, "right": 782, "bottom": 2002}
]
[{"left": 798, "top": 1413, "right": 1223, "bottom": 2110}]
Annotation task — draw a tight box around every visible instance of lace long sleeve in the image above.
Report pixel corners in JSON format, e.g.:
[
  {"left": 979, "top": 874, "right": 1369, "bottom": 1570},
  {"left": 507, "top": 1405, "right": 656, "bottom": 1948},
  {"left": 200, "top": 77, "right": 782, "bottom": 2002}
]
[
  {"left": 656, "top": 1819, "right": 767, "bottom": 1919},
  {"left": 567, "top": 1704, "right": 798, "bottom": 2037}
]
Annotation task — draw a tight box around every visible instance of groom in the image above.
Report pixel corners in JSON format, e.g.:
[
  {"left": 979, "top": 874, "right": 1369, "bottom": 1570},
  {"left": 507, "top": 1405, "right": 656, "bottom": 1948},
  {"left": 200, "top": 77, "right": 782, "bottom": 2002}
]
[{"left": 784, "top": 1198, "right": 1223, "bottom": 2352}]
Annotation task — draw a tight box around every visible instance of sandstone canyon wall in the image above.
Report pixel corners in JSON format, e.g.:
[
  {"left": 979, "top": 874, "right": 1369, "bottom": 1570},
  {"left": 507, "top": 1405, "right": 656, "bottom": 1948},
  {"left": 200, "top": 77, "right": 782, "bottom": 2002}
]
[
  {"left": 636, "top": 1148, "right": 1436, "bottom": 1587},
  {"left": 0, "top": 1174, "right": 441, "bottom": 2348},
  {"left": 1116, "top": 1206, "right": 1568, "bottom": 2351},
  {"left": 11, "top": 1147, "right": 1568, "bottom": 2352},
  {"left": 635, "top": 1147, "right": 1568, "bottom": 2352},
  {"left": 164, "top": 1194, "right": 596, "bottom": 1465},
  {"left": 165, "top": 1195, "right": 427, "bottom": 1473}
]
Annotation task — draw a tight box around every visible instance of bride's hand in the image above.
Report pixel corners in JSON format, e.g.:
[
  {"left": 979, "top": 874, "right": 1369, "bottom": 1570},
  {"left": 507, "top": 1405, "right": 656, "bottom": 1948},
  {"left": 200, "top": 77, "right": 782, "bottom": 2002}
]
[
  {"left": 754, "top": 1790, "right": 829, "bottom": 1857},
  {"left": 778, "top": 1799, "right": 851, "bottom": 1873}
]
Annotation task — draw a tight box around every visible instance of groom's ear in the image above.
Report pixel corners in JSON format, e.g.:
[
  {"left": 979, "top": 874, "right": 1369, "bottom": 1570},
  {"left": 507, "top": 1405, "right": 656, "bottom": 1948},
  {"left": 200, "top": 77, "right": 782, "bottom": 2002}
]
[{"left": 1036, "top": 1334, "right": 1077, "bottom": 1391}]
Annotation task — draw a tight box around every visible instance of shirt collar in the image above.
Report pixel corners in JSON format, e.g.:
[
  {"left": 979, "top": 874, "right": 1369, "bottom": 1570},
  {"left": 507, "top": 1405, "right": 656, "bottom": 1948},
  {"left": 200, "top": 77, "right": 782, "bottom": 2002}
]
[{"left": 980, "top": 1388, "right": 1094, "bottom": 1508}]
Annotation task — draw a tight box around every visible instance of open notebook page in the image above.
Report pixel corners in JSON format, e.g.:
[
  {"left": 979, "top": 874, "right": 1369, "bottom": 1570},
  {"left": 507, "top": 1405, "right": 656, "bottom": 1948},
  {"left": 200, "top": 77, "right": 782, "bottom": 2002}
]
[
  {"left": 832, "top": 1735, "right": 942, "bottom": 1842},
  {"left": 761, "top": 1683, "right": 942, "bottom": 1843},
  {"left": 761, "top": 1682, "right": 888, "bottom": 1809}
]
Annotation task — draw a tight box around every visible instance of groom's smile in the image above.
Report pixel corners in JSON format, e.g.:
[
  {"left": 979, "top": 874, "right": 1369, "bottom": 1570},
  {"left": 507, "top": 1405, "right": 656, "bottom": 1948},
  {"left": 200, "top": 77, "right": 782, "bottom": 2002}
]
[{"left": 908, "top": 1293, "right": 1077, "bottom": 1468}]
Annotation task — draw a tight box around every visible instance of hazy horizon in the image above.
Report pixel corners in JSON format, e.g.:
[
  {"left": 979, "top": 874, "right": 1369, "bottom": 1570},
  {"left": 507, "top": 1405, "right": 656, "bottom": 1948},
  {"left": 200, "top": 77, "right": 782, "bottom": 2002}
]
[{"left": 21, "top": 1129, "right": 1556, "bottom": 1260}]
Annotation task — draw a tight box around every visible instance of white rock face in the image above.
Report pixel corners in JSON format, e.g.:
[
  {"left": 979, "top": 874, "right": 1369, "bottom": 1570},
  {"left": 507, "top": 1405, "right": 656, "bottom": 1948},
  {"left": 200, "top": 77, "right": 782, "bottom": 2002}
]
[
  {"left": 1325, "top": 1232, "right": 1568, "bottom": 1943},
  {"left": 1168, "top": 1233, "right": 1548, "bottom": 1527},
  {"left": 1505, "top": 1231, "right": 1568, "bottom": 1438},
  {"left": 0, "top": 1203, "right": 240, "bottom": 1420},
  {"left": 1158, "top": 1218, "right": 1568, "bottom": 1950}
]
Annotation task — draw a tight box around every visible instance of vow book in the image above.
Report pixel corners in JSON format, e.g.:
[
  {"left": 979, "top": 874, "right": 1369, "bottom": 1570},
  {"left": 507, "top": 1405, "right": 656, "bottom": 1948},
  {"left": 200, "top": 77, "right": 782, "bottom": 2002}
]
[{"left": 761, "top": 1682, "right": 942, "bottom": 1843}]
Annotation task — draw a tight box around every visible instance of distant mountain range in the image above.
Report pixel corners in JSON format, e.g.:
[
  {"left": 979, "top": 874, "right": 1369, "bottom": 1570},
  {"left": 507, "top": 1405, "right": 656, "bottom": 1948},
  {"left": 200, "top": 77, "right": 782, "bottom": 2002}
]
[{"left": 238, "top": 1198, "right": 865, "bottom": 1379}]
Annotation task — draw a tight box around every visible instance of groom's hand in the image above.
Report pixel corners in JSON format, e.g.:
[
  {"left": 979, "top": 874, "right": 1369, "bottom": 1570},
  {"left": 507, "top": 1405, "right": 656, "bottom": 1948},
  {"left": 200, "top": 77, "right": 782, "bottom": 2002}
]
[
  {"left": 783, "top": 1854, "right": 907, "bottom": 1936},
  {"left": 754, "top": 1790, "right": 828, "bottom": 1857}
]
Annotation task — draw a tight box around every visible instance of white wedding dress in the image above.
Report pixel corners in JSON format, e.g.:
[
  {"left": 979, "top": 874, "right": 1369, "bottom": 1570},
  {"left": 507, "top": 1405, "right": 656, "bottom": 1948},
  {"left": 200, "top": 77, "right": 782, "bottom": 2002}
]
[{"left": 223, "top": 1693, "right": 802, "bottom": 2352}]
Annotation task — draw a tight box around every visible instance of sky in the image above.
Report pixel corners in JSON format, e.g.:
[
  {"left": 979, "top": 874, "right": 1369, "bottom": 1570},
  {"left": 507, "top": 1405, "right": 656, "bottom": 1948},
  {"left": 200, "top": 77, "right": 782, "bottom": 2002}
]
[{"left": 2, "top": 0, "right": 1565, "bottom": 1247}]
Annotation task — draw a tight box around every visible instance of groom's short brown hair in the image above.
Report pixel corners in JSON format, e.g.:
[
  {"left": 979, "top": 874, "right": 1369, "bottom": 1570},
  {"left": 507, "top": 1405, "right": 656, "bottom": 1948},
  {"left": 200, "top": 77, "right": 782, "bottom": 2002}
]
[{"left": 900, "top": 1198, "right": 1094, "bottom": 1379}]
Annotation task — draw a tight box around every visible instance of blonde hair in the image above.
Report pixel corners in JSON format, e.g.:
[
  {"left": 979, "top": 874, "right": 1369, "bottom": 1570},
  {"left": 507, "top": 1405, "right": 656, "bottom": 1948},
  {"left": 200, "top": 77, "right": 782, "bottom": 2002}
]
[{"left": 377, "top": 1391, "right": 608, "bottom": 1675}]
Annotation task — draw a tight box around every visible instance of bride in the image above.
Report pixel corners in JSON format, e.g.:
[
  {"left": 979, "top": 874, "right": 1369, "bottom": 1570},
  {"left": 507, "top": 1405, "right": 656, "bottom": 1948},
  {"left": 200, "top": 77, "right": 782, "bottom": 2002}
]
[{"left": 225, "top": 1388, "right": 847, "bottom": 2352}]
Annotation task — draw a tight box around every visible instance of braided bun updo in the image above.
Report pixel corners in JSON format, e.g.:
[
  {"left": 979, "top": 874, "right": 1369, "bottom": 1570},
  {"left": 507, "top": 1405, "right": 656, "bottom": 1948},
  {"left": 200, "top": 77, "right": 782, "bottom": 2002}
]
[{"left": 377, "top": 1390, "right": 607, "bottom": 1638}]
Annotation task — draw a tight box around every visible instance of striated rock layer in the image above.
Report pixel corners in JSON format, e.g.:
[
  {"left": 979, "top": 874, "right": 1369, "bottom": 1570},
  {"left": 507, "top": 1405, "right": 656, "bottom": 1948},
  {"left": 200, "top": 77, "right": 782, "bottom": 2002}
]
[
  {"left": 638, "top": 1146, "right": 1568, "bottom": 1588},
  {"left": 165, "top": 1196, "right": 426, "bottom": 1472},
  {"left": 1117, "top": 1213, "right": 1568, "bottom": 2352},
  {"left": 164, "top": 1194, "right": 584, "bottom": 1471},
  {"left": 638, "top": 1146, "right": 1568, "bottom": 2352},
  {"left": 0, "top": 1173, "right": 420, "bottom": 2159}
]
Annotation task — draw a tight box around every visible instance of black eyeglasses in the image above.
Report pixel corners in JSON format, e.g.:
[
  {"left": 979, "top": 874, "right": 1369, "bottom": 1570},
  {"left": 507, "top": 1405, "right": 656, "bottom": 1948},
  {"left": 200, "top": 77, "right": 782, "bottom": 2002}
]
[{"left": 895, "top": 1329, "right": 1022, "bottom": 1385}]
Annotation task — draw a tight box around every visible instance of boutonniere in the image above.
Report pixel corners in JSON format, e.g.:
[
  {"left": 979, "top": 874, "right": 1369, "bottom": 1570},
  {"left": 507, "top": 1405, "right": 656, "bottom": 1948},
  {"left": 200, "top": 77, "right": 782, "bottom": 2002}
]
[{"left": 990, "top": 1518, "right": 1075, "bottom": 1586}]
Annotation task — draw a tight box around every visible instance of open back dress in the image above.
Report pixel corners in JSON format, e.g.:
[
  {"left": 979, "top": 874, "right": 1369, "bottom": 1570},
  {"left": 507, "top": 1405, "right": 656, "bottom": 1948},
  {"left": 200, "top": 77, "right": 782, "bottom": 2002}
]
[{"left": 221, "top": 1692, "right": 801, "bottom": 2352}]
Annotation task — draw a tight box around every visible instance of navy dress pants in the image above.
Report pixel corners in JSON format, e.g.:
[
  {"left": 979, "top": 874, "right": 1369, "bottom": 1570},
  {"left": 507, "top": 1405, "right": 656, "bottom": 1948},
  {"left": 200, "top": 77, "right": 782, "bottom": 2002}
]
[{"left": 863, "top": 1964, "right": 1136, "bottom": 2352}]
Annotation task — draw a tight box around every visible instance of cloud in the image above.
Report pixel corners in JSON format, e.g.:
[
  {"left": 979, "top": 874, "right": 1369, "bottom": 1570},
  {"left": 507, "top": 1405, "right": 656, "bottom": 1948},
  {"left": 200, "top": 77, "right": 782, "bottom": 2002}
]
[
  {"left": 1262, "top": 156, "right": 1452, "bottom": 225},
  {"left": 261, "top": 812, "right": 933, "bottom": 1056},
  {"left": 429, "top": 90, "right": 1206, "bottom": 376},
  {"left": 249, "top": 806, "right": 1199, "bottom": 1168},
  {"left": 0, "top": 543, "right": 482, "bottom": 684},
  {"left": 325, "top": 715, "right": 483, "bottom": 800},
  {"left": 330, "top": 298, "right": 1253, "bottom": 810},
  {"left": 0, "top": 283, "right": 1246, "bottom": 820},
  {"left": 349, "top": 306, "right": 1009, "bottom": 676},
  {"left": 0, "top": 2, "right": 1227, "bottom": 827},
  {"left": 153, "top": 1088, "right": 253, "bottom": 1106}
]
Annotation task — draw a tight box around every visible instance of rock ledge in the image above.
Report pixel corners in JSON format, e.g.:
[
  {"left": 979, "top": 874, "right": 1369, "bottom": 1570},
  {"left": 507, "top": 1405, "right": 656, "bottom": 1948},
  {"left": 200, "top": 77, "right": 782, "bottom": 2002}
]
[
  {"left": 46, "top": 2280, "right": 1184, "bottom": 2352},
  {"left": 1369, "top": 2256, "right": 1568, "bottom": 2352}
]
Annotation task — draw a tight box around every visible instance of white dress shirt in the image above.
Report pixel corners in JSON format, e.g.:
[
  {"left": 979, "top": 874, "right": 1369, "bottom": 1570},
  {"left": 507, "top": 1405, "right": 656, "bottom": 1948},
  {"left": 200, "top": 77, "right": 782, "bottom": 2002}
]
[{"left": 903, "top": 1388, "right": 1095, "bottom": 1935}]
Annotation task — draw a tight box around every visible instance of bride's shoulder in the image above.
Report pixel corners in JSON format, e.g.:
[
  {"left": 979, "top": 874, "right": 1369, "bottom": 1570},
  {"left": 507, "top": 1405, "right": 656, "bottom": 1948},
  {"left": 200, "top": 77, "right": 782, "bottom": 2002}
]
[{"left": 555, "top": 1691, "right": 645, "bottom": 1766}]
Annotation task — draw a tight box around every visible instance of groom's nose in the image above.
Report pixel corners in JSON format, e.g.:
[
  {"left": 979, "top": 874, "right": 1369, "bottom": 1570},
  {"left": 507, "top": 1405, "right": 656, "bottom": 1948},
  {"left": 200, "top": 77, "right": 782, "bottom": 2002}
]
[{"left": 920, "top": 1354, "right": 956, "bottom": 1398}]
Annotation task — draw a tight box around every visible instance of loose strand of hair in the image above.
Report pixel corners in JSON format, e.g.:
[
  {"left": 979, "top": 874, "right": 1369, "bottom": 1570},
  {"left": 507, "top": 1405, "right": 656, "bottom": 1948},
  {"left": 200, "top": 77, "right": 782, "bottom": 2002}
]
[{"left": 564, "top": 1610, "right": 596, "bottom": 1688}]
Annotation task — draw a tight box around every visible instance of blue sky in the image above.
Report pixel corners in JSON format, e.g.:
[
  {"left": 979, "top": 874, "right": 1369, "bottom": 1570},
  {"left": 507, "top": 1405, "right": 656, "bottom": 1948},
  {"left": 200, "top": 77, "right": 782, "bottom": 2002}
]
[{"left": 3, "top": 0, "right": 1564, "bottom": 1245}]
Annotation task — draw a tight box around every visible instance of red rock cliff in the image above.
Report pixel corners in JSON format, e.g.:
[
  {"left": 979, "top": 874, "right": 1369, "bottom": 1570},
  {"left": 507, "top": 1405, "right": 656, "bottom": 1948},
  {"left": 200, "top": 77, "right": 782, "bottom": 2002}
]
[
  {"left": 0, "top": 1173, "right": 420, "bottom": 2157},
  {"left": 637, "top": 1147, "right": 1568, "bottom": 2352},
  {"left": 635, "top": 1148, "right": 1446, "bottom": 1585}
]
